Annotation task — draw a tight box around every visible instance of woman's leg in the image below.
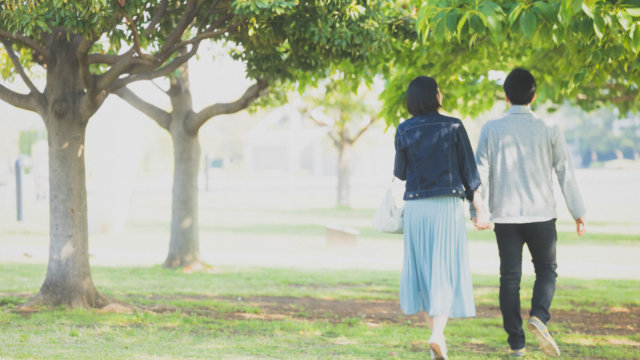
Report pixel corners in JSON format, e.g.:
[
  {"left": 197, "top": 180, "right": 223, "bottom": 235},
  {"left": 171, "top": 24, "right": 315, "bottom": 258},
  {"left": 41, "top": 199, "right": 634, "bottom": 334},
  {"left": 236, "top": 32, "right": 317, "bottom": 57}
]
[
  {"left": 429, "top": 315, "right": 449, "bottom": 359},
  {"left": 424, "top": 312, "right": 433, "bottom": 331},
  {"left": 431, "top": 315, "right": 448, "bottom": 340}
]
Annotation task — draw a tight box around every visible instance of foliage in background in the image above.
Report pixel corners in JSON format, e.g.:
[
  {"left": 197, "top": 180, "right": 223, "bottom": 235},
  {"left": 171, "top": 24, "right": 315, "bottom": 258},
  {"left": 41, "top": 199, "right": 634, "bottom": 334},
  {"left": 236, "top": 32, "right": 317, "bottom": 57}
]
[
  {"left": 299, "top": 78, "right": 383, "bottom": 207},
  {"left": 381, "top": 0, "right": 640, "bottom": 127},
  {"left": 560, "top": 105, "right": 640, "bottom": 165}
]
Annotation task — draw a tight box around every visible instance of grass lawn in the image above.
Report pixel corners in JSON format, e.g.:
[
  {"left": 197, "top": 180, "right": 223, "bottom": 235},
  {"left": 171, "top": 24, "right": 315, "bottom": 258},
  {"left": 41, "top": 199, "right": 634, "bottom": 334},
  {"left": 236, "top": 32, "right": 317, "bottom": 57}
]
[{"left": 1, "top": 264, "right": 639, "bottom": 359}]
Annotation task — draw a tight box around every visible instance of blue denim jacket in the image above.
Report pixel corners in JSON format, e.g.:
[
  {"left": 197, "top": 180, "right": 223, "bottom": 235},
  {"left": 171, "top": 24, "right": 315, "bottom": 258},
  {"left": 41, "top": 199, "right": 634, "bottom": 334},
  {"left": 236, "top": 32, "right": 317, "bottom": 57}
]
[{"left": 394, "top": 111, "right": 481, "bottom": 202}]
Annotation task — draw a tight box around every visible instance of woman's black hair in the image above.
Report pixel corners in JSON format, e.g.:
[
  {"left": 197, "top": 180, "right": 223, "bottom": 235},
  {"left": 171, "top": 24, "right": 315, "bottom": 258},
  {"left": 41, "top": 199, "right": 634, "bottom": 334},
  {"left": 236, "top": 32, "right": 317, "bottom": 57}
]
[
  {"left": 406, "top": 76, "right": 441, "bottom": 116},
  {"left": 503, "top": 68, "right": 536, "bottom": 105}
]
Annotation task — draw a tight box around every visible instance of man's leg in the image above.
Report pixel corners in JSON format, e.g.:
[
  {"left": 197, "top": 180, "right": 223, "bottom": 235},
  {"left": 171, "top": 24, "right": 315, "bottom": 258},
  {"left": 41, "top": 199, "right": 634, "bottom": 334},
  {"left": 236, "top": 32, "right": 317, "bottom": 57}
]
[
  {"left": 494, "top": 223, "right": 526, "bottom": 350},
  {"left": 523, "top": 219, "right": 558, "bottom": 323},
  {"left": 523, "top": 219, "right": 561, "bottom": 357}
]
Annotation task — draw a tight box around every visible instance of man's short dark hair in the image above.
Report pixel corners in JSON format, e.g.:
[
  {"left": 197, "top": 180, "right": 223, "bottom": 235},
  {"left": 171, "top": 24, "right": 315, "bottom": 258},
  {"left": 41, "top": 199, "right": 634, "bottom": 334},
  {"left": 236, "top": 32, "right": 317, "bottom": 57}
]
[
  {"left": 406, "top": 76, "right": 441, "bottom": 116},
  {"left": 503, "top": 68, "right": 536, "bottom": 105}
]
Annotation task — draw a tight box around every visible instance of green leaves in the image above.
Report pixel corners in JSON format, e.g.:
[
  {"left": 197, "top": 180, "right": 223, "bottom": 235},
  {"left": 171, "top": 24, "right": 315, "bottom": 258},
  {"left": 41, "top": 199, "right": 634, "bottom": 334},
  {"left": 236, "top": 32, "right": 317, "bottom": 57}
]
[
  {"left": 632, "top": 24, "right": 640, "bottom": 53},
  {"left": 446, "top": 9, "right": 459, "bottom": 35},
  {"left": 625, "top": 7, "right": 640, "bottom": 17},
  {"left": 533, "top": 1, "right": 557, "bottom": 23},
  {"left": 382, "top": 0, "right": 640, "bottom": 127},
  {"left": 508, "top": 3, "right": 524, "bottom": 25},
  {"left": 230, "top": 0, "right": 406, "bottom": 90},
  {"left": 617, "top": 10, "right": 633, "bottom": 30},
  {"left": 417, "top": 0, "right": 506, "bottom": 46},
  {"left": 478, "top": 1, "right": 503, "bottom": 36},
  {"left": 519, "top": 11, "right": 537, "bottom": 37}
]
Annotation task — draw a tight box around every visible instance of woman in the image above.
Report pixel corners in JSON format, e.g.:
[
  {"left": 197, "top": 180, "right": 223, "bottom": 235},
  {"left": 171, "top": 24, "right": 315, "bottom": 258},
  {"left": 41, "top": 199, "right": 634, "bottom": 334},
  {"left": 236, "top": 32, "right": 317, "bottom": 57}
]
[{"left": 394, "top": 76, "right": 487, "bottom": 359}]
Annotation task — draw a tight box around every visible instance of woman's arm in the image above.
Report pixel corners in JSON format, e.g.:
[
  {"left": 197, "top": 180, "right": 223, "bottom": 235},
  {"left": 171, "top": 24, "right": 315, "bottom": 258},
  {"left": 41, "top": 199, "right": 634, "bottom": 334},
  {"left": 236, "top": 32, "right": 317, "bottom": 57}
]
[{"left": 393, "top": 129, "right": 407, "bottom": 180}]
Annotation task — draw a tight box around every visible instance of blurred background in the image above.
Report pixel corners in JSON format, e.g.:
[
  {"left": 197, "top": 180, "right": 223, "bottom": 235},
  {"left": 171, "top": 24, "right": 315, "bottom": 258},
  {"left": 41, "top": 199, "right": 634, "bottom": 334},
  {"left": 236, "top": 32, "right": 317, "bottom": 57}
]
[{"left": 1, "top": 44, "right": 639, "bottom": 279}]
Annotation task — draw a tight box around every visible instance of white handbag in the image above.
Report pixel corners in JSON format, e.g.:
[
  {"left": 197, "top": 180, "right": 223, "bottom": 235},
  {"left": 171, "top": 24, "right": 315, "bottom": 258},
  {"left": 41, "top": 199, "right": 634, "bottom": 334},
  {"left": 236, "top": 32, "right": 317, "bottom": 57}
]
[{"left": 371, "top": 180, "right": 404, "bottom": 234}]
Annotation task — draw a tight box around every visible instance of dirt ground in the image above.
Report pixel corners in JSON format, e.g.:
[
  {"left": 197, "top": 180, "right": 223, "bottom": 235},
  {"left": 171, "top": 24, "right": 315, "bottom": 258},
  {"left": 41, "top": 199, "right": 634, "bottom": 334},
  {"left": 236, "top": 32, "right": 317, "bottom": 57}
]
[
  {"left": 7, "top": 291, "right": 639, "bottom": 358},
  {"left": 139, "top": 294, "right": 640, "bottom": 337}
]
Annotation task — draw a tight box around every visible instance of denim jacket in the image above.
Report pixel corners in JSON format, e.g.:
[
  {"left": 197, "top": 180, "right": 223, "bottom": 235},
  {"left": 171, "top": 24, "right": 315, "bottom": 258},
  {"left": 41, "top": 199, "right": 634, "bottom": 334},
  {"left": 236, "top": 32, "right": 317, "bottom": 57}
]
[{"left": 394, "top": 111, "right": 481, "bottom": 202}]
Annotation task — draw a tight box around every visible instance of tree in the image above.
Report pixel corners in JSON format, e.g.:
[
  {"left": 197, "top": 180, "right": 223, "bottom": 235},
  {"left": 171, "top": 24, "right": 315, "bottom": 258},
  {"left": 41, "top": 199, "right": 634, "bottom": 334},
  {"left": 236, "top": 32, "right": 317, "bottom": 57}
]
[
  {"left": 562, "top": 106, "right": 640, "bottom": 166},
  {"left": 380, "top": 0, "right": 640, "bottom": 126},
  {"left": 301, "top": 80, "right": 380, "bottom": 207},
  {"left": 0, "top": 0, "right": 408, "bottom": 306},
  {"left": 115, "top": 59, "right": 266, "bottom": 269},
  {"left": 0, "top": 0, "right": 223, "bottom": 308},
  {"left": 115, "top": 0, "right": 408, "bottom": 268}
]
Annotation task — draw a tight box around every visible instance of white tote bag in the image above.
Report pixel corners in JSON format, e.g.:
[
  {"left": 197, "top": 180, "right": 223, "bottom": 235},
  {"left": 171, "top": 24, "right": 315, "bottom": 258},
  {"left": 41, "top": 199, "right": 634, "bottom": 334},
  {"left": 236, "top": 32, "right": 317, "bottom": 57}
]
[{"left": 372, "top": 182, "right": 404, "bottom": 234}]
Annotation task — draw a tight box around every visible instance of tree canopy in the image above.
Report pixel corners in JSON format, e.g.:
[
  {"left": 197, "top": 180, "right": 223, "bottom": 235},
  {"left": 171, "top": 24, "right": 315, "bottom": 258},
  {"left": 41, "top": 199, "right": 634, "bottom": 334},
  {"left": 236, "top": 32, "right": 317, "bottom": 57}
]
[{"left": 381, "top": 0, "right": 640, "bottom": 127}]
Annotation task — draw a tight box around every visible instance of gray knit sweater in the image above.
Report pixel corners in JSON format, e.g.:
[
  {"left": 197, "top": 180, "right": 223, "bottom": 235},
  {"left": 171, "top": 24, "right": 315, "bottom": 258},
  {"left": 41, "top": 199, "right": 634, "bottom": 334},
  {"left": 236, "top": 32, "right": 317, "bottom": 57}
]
[{"left": 470, "top": 105, "right": 586, "bottom": 221}]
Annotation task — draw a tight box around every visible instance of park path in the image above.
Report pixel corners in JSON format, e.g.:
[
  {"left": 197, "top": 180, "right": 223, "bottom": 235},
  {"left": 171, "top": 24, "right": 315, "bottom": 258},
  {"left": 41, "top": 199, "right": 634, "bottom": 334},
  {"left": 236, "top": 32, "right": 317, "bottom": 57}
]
[
  {"left": 2, "top": 169, "right": 639, "bottom": 280},
  {"left": 3, "top": 234, "right": 639, "bottom": 280}
]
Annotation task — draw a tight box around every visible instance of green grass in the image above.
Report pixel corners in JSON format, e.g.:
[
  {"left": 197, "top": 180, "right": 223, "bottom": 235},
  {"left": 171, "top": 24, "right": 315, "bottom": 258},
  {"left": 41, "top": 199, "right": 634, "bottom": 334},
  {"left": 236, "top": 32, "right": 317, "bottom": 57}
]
[{"left": 1, "top": 264, "right": 639, "bottom": 359}]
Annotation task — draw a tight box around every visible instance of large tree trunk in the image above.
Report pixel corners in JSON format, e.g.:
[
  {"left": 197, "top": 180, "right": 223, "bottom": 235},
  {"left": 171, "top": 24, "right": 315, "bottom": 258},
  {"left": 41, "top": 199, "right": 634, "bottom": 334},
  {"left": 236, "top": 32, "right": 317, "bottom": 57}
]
[
  {"left": 336, "top": 141, "right": 352, "bottom": 208},
  {"left": 24, "top": 33, "right": 109, "bottom": 308},
  {"left": 163, "top": 64, "right": 204, "bottom": 269}
]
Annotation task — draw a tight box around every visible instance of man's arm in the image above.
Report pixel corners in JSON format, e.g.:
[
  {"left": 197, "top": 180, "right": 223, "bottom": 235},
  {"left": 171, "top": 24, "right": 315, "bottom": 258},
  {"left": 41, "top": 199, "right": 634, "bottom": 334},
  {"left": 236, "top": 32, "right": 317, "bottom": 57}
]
[
  {"left": 470, "top": 125, "right": 491, "bottom": 228},
  {"left": 456, "top": 122, "right": 481, "bottom": 201},
  {"left": 551, "top": 125, "right": 587, "bottom": 235}
]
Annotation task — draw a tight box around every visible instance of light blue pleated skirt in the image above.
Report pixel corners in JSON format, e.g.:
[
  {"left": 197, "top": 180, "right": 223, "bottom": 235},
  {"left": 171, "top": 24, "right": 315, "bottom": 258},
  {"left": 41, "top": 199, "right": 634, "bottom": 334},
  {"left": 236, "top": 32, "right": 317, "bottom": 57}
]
[{"left": 399, "top": 196, "right": 475, "bottom": 318}]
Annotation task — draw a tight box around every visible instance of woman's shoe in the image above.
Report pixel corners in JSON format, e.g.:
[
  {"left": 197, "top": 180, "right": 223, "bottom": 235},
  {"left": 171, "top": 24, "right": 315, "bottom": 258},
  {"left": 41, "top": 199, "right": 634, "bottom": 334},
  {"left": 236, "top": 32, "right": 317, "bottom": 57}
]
[{"left": 428, "top": 337, "right": 448, "bottom": 360}]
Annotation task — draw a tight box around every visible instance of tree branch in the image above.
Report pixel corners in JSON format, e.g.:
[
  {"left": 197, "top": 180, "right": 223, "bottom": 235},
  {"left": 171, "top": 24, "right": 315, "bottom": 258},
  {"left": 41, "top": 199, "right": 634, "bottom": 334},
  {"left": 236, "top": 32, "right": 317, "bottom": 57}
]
[
  {"left": 350, "top": 116, "right": 377, "bottom": 144},
  {"left": 159, "top": 0, "right": 199, "bottom": 59},
  {"left": 203, "top": 12, "right": 234, "bottom": 33},
  {"left": 0, "top": 39, "right": 40, "bottom": 95},
  {"left": 159, "top": 27, "right": 231, "bottom": 62},
  {"left": 151, "top": 79, "right": 170, "bottom": 94},
  {"left": 94, "top": 1, "right": 232, "bottom": 95},
  {"left": 189, "top": 79, "right": 268, "bottom": 132},
  {"left": 109, "top": 42, "right": 200, "bottom": 91},
  {"left": 0, "top": 30, "right": 50, "bottom": 61},
  {"left": 94, "top": 48, "right": 147, "bottom": 92},
  {"left": 88, "top": 53, "right": 120, "bottom": 65},
  {"left": 115, "top": 86, "right": 171, "bottom": 130},
  {"left": 77, "top": 38, "right": 96, "bottom": 94},
  {"left": 124, "top": 13, "right": 155, "bottom": 62},
  {"left": 143, "top": 0, "right": 169, "bottom": 36},
  {"left": 198, "top": 0, "right": 223, "bottom": 31},
  {"left": 0, "top": 83, "right": 42, "bottom": 113},
  {"left": 304, "top": 109, "right": 340, "bottom": 145}
]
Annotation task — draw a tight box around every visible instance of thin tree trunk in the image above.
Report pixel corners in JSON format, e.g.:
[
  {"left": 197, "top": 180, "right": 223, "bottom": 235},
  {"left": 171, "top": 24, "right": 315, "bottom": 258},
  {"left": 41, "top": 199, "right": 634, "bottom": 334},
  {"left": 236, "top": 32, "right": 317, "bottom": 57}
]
[
  {"left": 163, "top": 63, "right": 204, "bottom": 269},
  {"left": 117, "top": 63, "right": 267, "bottom": 270},
  {"left": 164, "top": 118, "right": 203, "bottom": 268},
  {"left": 337, "top": 141, "right": 352, "bottom": 208},
  {"left": 23, "top": 33, "right": 109, "bottom": 308}
]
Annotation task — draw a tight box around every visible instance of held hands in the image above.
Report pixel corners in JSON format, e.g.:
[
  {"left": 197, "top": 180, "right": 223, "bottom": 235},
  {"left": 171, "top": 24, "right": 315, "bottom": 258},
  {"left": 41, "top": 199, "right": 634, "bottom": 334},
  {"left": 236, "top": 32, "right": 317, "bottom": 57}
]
[
  {"left": 472, "top": 214, "right": 492, "bottom": 230},
  {"left": 472, "top": 190, "right": 492, "bottom": 230},
  {"left": 575, "top": 217, "right": 587, "bottom": 236}
]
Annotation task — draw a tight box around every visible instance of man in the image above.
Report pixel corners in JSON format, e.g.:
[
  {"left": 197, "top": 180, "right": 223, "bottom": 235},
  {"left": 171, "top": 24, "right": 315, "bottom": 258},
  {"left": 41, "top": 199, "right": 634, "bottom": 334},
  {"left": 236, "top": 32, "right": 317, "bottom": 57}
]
[{"left": 471, "top": 68, "right": 587, "bottom": 358}]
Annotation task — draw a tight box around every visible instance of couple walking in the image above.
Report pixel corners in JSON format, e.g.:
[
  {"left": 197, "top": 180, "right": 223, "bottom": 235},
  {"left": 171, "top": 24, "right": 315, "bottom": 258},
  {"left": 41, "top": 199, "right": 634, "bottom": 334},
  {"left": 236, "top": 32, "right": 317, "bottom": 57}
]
[{"left": 393, "top": 68, "right": 587, "bottom": 359}]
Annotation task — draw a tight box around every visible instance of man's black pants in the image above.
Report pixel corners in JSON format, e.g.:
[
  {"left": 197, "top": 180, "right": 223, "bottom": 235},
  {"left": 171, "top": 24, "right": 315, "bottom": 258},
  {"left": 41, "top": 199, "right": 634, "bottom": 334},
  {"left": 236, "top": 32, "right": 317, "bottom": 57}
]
[{"left": 494, "top": 219, "right": 558, "bottom": 350}]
